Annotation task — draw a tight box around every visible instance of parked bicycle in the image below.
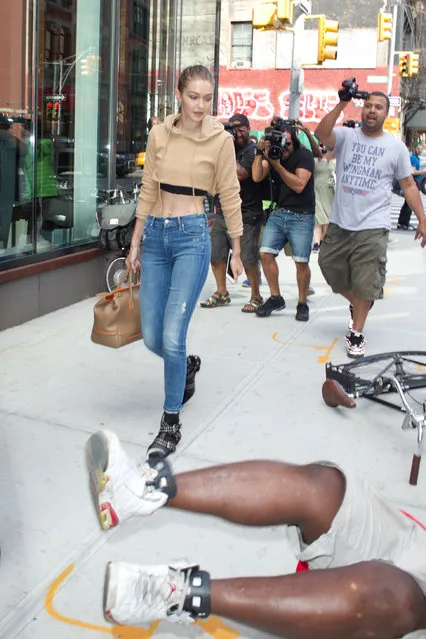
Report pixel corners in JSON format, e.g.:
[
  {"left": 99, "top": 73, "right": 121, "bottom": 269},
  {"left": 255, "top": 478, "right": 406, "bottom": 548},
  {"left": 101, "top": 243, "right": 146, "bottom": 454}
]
[{"left": 96, "top": 183, "right": 140, "bottom": 291}]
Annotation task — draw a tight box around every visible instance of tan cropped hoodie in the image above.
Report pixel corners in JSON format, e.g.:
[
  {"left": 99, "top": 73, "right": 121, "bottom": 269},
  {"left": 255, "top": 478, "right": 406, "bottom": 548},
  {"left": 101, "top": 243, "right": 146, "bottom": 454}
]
[{"left": 136, "top": 113, "right": 243, "bottom": 238}]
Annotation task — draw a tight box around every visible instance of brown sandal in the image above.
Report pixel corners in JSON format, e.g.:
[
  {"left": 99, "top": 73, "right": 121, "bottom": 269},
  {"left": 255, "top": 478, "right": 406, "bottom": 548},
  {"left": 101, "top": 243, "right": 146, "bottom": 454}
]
[
  {"left": 242, "top": 296, "right": 264, "bottom": 313},
  {"left": 200, "top": 291, "right": 231, "bottom": 308}
]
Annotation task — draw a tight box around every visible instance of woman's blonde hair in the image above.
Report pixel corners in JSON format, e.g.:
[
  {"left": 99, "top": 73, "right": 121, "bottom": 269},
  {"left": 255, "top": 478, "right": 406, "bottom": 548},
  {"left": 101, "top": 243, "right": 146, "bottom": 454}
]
[{"left": 177, "top": 65, "right": 214, "bottom": 94}]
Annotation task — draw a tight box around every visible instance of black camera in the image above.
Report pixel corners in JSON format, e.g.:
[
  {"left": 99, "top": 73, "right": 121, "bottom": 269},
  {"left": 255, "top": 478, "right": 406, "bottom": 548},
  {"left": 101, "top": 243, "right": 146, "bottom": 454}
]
[
  {"left": 338, "top": 78, "right": 370, "bottom": 102},
  {"left": 264, "top": 127, "right": 286, "bottom": 160},
  {"left": 223, "top": 122, "right": 238, "bottom": 141},
  {"left": 271, "top": 116, "right": 296, "bottom": 132}
]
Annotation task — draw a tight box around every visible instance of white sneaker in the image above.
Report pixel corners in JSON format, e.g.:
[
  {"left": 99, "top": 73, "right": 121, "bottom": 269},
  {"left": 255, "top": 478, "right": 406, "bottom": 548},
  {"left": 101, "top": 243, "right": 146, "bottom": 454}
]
[
  {"left": 104, "top": 561, "right": 202, "bottom": 626},
  {"left": 345, "top": 331, "right": 366, "bottom": 358},
  {"left": 85, "top": 430, "right": 168, "bottom": 531}
]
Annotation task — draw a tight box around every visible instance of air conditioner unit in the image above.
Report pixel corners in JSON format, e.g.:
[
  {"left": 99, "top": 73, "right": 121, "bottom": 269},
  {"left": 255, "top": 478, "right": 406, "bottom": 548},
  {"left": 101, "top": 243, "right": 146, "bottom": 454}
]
[{"left": 231, "top": 59, "right": 252, "bottom": 69}]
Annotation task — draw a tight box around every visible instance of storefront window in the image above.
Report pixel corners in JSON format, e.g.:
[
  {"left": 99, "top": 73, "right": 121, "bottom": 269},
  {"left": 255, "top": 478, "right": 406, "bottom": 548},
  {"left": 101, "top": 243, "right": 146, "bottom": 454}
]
[{"left": 0, "top": 0, "right": 218, "bottom": 269}]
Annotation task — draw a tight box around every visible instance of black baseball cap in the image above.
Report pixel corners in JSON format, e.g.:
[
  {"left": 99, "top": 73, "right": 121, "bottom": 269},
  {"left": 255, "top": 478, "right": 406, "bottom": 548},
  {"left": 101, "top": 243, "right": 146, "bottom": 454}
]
[{"left": 229, "top": 113, "right": 250, "bottom": 128}]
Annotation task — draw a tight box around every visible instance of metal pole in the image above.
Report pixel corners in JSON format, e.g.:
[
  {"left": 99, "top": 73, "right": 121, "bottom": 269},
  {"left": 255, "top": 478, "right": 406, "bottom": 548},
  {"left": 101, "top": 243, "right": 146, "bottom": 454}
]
[
  {"left": 289, "top": 14, "right": 304, "bottom": 120},
  {"left": 31, "top": 0, "right": 39, "bottom": 251},
  {"left": 386, "top": 0, "right": 399, "bottom": 96},
  {"left": 212, "top": 0, "right": 221, "bottom": 116},
  {"left": 107, "top": 0, "right": 120, "bottom": 191}
]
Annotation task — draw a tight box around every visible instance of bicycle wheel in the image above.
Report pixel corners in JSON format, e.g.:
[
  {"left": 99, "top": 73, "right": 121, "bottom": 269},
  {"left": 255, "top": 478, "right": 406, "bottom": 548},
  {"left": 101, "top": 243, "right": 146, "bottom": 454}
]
[{"left": 106, "top": 257, "right": 128, "bottom": 292}]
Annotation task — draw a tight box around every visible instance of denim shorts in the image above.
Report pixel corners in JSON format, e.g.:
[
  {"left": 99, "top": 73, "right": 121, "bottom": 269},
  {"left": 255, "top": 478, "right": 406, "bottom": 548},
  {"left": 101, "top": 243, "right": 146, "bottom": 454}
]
[{"left": 260, "top": 208, "right": 315, "bottom": 263}]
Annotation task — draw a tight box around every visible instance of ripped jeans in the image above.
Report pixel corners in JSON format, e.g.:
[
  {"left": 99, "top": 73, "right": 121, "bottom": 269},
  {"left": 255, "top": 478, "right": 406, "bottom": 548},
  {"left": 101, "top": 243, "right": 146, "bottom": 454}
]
[{"left": 141, "top": 214, "right": 211, "bottom": 412}]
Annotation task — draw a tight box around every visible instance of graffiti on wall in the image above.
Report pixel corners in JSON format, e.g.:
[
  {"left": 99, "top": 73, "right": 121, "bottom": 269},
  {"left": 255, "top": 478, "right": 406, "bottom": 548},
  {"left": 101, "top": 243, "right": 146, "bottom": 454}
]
[{"left": 218, "top": 87, "right": 366, "bottom": 126}]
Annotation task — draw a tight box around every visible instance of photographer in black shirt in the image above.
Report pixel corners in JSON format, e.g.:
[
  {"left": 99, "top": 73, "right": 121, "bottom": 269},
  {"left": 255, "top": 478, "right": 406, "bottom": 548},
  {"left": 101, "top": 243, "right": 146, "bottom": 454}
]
[
  {"left": 201, "top": 114, "right": 264, "bottom": 313},
  {"left": 252, "top": 123, "right": 316, "bottom": 322}
]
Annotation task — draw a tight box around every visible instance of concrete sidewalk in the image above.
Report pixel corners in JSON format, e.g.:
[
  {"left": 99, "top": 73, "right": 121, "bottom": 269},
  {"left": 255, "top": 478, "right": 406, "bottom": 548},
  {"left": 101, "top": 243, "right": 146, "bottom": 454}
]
[{"left": 0, "top": 230, "right": 425, "bottom": 639}]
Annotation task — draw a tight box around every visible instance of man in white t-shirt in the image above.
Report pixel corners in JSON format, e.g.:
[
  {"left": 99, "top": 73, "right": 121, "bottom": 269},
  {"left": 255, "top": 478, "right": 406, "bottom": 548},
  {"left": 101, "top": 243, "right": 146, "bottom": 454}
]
[{"left": 315, "top": 79, "right": 426, "bottom": 358}]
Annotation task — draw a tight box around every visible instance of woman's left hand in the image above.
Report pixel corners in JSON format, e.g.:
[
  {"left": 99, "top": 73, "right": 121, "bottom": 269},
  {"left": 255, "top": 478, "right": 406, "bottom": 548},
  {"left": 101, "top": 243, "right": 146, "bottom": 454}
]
[{"left": 230, "top": 253, "right": 244, "bottom": 282}]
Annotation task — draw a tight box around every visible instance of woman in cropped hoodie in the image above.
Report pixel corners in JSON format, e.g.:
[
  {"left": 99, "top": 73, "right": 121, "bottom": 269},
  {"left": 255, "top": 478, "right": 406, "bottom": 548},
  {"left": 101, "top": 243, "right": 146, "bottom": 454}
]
[{"left": 127, "top": 65, "right": 243, "bottom": 458}]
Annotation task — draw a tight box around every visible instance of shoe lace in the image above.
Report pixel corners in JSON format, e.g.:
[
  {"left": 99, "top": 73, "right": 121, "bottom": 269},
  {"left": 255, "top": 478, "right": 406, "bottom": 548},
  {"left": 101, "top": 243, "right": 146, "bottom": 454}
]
[{"left": 134, "top": 567, "right": 190, "bottom": 617}]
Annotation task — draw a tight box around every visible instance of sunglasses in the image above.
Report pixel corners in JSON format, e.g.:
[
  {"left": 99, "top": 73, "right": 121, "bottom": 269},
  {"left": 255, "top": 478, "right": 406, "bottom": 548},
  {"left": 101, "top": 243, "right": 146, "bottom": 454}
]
[{"left": 283, "top": 140, "right": 292, "bottom": 148}]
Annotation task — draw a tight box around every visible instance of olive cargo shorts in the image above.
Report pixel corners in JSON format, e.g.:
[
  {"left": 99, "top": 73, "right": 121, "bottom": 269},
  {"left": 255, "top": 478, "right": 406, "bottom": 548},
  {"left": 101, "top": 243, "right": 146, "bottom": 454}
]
[{"left": 318, "top": 223, "right": 388, "bottom": 300}]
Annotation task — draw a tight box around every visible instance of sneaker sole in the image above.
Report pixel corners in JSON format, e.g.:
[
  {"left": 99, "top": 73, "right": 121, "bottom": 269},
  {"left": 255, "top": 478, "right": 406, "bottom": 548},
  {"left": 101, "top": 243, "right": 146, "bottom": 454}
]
[
  {"left": 346, "top": 350, "right": 365, "bottom": 359},
  {"left": 85, "top": 432, "right": 119, "bottom": 531},
  {"left": 103, "top": 562, "right": 118, "bottom": 623}
]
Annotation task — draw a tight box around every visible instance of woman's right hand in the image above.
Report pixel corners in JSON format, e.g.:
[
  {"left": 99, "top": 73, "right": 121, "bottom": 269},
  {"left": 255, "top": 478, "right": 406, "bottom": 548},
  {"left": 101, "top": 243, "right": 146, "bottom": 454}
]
[{"left": 126, "top": 244, "right": 141, "bottom": 272}]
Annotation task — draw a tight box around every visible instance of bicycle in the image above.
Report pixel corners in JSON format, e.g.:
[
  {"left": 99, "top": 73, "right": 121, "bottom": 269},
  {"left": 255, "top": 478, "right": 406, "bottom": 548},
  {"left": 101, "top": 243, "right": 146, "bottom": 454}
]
[
  {"left": 322, "top": 352, "right": 426, "bottom": 485},
  {"left": 96, "top": 183, "right": 140, "bottom": 291}
]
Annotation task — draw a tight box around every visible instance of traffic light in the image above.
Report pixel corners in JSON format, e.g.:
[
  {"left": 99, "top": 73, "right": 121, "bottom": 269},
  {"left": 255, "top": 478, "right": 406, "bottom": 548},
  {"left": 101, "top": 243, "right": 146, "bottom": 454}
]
[
  {"left": 52, "top": 101, "right": 60, "bottom": 121},
  {"left": 377, "top": 12, "right": 392, "bottom": 42},
  {"left": 408, "top": 52, "right": 420, "bottom": 76},
  {"left": 252, "top": 2, "right": 278, "bottom": 30},
  {"left": 317, "top": 15, "right": 339, "bottom": 64},
  {"left": 277, "top": 0, "right": 294, "bottom": 24},
  {"left": 399, "top": 53, "right": 409, "bottom": 77},
  {"left": 45, "top": 101, "right": 53, "bottom": 120}
]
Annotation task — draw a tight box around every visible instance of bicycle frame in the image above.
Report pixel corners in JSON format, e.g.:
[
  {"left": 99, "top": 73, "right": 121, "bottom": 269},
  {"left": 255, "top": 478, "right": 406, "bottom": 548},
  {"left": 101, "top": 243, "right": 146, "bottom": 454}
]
[{"left": 325, "top": 352, "right": 426, "bottom": 485}]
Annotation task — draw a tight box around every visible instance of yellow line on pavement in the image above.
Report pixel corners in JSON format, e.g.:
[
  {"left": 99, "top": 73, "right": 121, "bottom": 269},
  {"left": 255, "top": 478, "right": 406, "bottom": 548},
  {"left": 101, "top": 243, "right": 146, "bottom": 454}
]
[
  {"left": 317, "top": 337, "right": 339, "bottom": 364},
  {"left": 45, "top": 564, "right": 111, "bottom": 634},
  {"left": 273, "top": 333, "right": 339, "bottom": 363},
  {"left": 45, "top": 564, "right": 239, "bottom": 638}
]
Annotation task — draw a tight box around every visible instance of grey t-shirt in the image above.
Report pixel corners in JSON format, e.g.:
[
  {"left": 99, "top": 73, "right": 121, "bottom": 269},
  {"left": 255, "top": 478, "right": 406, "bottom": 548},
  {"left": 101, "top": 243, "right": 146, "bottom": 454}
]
[{"left": 330, "top": 127, "right": 412, "bottom": 230}]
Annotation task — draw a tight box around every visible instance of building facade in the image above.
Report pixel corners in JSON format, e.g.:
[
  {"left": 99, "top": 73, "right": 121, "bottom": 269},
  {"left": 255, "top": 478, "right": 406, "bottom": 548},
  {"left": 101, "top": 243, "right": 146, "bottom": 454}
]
[
  {"left": 0, "top": 0, "right": 219, "bottom": 329},
  {"left": 217, "top": 0, "right": 425, "bottom": 136}
]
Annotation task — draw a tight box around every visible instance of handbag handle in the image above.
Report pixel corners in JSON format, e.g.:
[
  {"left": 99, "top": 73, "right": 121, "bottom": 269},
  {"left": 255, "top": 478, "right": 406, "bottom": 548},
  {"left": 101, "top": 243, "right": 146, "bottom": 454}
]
[
  {"left": 116, "top": 266, "right": 140, "bottom": 306},
  {"left": 117, "top": 265, "right": 140, "bottom": 287}
]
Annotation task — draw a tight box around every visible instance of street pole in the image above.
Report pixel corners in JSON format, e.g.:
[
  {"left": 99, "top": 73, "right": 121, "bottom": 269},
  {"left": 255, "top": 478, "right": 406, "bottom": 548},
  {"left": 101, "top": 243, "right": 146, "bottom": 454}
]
[
  {"left": 288, "top": 12, "right": 306, "bottom": 120},
  {"left": 213, "top": 0, "right": 222, "bottom": 116},
  {"left": 386, "top": 0, "right": 399, "bottom": 96}
]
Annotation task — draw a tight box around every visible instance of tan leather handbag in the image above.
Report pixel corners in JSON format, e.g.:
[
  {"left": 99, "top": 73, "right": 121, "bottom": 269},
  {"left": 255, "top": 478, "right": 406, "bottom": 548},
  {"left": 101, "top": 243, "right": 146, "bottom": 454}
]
[{"left": 91, "top": 269, "right": 142, "bottom": 348}]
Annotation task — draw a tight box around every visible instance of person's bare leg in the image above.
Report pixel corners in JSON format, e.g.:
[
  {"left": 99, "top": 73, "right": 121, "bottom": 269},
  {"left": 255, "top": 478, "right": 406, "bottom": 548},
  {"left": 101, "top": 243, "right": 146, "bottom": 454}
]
[
  {"left": 295, "top": 262, "right": 311, "bottom": 303},
  {"left": 211, "top": 260, "right": 227, "bottom": 295},
  {"left": 313, "top": 224, "right": 322, "bottom": 245},
  {"left": 350, "top": 298, "right": 373, "bottom": 333},
  {"left": 168, "top": 461, "right": 345, "bottom": 544},
  {"left": 339, "top": 290, "right": 372, "bottom": 333},
  {"left": 260, "top": 252, "right": 281, "bottom": 297},
  {"left": 245, "top": 263, "right": 261, "bottom": 299},
  {"left": 210, "top": 561, "right": 426, "bottom": 639}
]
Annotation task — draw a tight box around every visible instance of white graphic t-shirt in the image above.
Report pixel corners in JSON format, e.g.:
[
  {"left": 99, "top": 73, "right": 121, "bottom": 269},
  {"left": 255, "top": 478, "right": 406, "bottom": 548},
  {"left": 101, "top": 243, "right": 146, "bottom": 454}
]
[{"left": 330, "top": 126, "right": 412, "bottom": 230}]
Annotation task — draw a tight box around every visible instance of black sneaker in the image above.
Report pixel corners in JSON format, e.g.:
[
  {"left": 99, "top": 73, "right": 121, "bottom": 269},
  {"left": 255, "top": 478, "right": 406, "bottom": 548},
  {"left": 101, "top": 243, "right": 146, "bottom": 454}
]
[
  {"left": 345, "top": 331, "right": 366, "bottom": 358},
  {"left": 255, "top": 295, "right": 286, "bottom": 317},
  {"left": 295, "top": 301, "right": 309, "bottom": 321},
  {"left": 312, "top": 243, "right": 320, "bottom": 253},
  {"left": 148, "top": 413, "right": 182, "bottom": 458},
  {"left": 182, "top": 355, "right": 201, "bottom": 405}
]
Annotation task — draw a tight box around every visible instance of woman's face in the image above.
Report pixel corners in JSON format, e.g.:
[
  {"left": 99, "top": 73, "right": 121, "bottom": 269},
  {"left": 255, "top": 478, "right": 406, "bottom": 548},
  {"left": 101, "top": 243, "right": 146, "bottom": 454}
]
[{"left": 177, "top": 79, "right": 213, "bottom": 124}]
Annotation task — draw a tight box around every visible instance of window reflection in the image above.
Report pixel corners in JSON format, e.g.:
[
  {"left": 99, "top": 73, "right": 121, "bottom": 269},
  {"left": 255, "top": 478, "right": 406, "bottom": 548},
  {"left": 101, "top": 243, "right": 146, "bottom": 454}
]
[{"left": 0, "top": 0, "right": 218, "bottom": 266}]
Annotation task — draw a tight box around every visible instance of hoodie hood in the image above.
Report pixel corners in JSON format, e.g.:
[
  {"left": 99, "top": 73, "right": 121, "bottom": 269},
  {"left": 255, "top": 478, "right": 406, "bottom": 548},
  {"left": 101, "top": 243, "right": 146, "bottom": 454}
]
[{"left": 164, "top": 113, "right": 226, "bottom": 142}]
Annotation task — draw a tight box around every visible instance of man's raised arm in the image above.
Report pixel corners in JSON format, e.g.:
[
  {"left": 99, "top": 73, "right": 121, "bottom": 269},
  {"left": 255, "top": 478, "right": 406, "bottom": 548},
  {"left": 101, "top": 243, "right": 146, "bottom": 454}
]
[
  {"left": 315, "top": 102, "right": 348, "bottom": 150},
  {"left": 315, "top": 78, "right": 357, "bottom": 149}
]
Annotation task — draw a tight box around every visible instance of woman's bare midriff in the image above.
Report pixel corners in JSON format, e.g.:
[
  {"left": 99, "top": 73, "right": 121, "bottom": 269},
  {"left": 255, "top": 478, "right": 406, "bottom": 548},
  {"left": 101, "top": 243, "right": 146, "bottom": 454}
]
[{"left": 149, "top": 192, "right": 206, "bottom": 218}]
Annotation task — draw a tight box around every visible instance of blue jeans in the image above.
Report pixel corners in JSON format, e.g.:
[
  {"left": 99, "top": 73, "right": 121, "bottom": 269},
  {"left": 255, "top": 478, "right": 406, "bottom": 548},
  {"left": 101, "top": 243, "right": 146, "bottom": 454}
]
[
  {"left": 260, "top": 208, "right": 315, "bottom": 262},
  {"left": 141, "top": 214, "right": 210, "bottom": 412}
]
